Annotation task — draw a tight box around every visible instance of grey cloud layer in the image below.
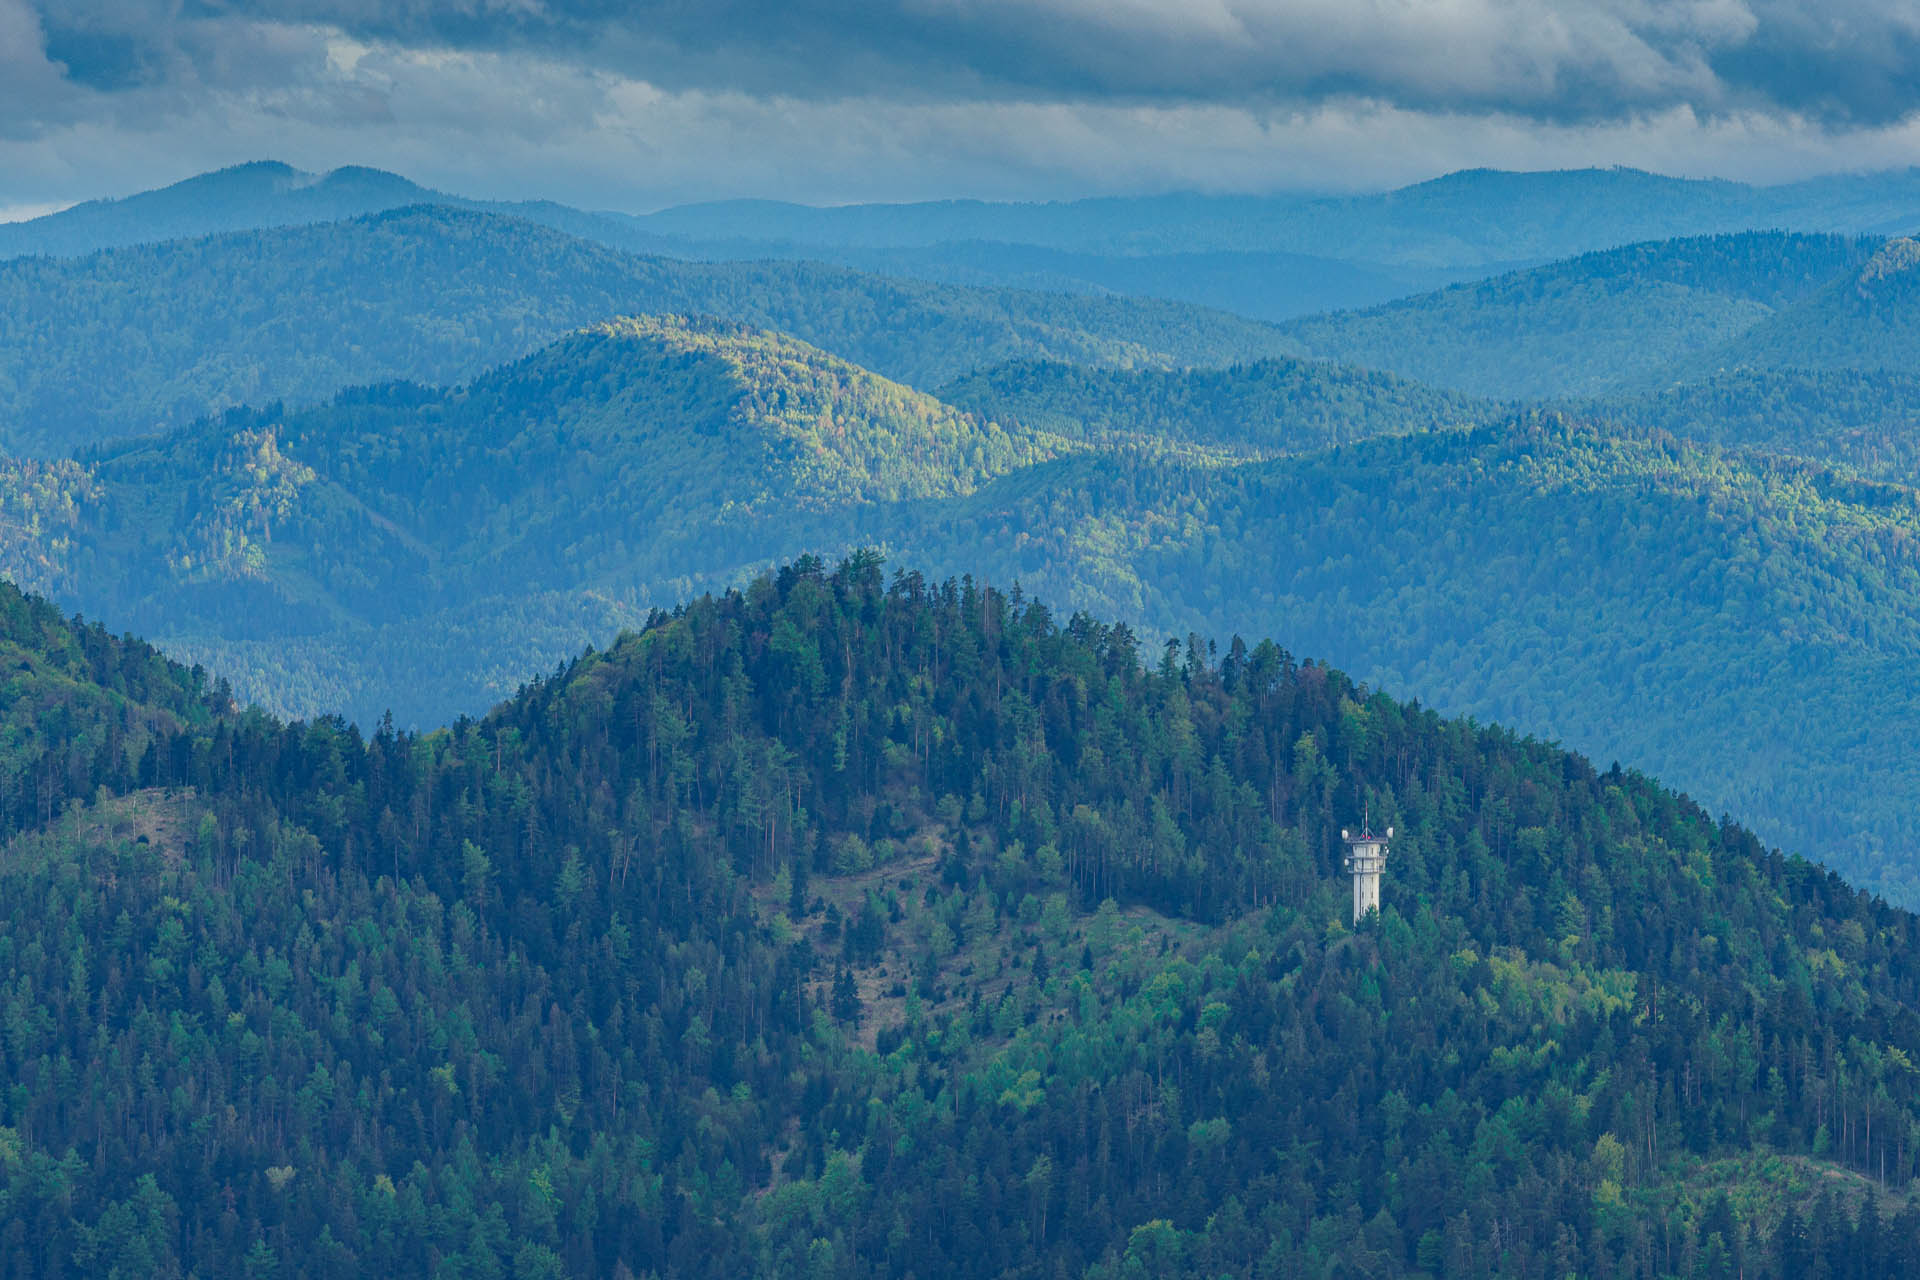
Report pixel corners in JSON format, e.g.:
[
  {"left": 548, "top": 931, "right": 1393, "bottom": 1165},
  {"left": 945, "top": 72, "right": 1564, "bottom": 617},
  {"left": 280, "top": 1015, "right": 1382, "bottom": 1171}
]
[{"left": 23, "top": 0, "right": 1920, "bottom": 126}]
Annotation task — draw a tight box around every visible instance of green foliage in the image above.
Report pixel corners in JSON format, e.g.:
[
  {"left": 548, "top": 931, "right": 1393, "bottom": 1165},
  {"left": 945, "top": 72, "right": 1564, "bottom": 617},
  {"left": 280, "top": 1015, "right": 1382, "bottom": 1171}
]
[
  {"left": 1586, "top": 366, "right": 1920, "bottom": 487},
  {"left": 872, "top": 414, "right": 1920, "bottom": 904},
  {"left": 1680, "top": 237, "right": 1920, "bottom": 381},
  {"left": 0, "top": 578, "right": 224, "bottom": 839},
  {"left": 0, "top": 559, "right": 1917, "bottom": 1277},
  {"left": 0, "top": 207, "right": 1292, "bottom": 455},
  {"left": 1280, "top": 232, "right": 1876, "bottom": 397},
  {"left": 939, "top": 355, "right": 1494, "bottom": 458}
]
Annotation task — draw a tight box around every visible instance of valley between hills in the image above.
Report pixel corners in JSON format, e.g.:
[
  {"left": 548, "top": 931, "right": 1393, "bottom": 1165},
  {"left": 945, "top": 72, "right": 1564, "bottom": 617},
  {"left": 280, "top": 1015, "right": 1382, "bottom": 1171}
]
[{"left": 5, "top": 162, "right": 1920, "bottom": 1276}]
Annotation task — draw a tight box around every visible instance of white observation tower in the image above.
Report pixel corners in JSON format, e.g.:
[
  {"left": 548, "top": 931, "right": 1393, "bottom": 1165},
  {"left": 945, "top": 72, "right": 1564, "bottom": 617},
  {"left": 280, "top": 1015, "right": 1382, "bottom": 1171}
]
[{"left": 1342, "top": 819, "right": 1392, "bottom": 924}]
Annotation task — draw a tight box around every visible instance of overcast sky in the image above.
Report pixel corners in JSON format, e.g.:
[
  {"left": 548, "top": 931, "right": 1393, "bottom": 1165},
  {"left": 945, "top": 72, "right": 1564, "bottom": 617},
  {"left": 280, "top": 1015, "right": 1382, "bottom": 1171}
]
[{"left": 5, "top": 0, "right": 1920, "bottom": 217}]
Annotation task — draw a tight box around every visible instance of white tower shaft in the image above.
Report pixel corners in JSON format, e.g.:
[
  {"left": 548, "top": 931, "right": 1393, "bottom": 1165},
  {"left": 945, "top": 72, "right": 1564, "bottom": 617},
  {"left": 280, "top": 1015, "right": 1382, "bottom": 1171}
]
[{"left": 1342, "top": 832, "right": 1389, "bottom": 925}]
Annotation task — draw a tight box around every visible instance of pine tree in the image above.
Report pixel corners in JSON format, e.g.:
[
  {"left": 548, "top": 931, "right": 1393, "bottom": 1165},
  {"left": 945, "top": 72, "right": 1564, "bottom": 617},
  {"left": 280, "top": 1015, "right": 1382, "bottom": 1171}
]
[{"left": 831, "top": 967, "right": 861, "bottom": 1028}]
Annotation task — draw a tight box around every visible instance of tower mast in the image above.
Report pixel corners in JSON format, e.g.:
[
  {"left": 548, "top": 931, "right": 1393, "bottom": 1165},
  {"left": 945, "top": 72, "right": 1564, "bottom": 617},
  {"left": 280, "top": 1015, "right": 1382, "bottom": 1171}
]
[{"left": 1341, "top": 816, "right": 1392, "bottom": 925}]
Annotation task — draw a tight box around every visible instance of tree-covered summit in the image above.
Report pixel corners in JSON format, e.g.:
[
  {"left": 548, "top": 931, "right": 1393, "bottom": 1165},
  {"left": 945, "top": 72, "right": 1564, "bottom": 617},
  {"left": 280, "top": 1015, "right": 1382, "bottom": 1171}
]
[
  {"left": 0, "top": 314, "right": 1066, "bottom": 720},
  {"left": 0, "top": 205, "right": 1295, "bottom": 455},
  {"left": 0, "top": 559, "right": 1917, "bottom": 1276},
  {"left": 871, "top": 413, "right": 1920, "bottom": 904}
]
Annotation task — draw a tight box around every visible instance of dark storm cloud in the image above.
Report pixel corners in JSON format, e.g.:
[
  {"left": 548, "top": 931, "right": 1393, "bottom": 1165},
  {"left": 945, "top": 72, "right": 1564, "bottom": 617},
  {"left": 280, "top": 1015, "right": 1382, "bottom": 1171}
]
[
  {"left": 1708, "top": 0, "right": 1920, "bottom": 124},
  {"left": 22, "top": 0, "right": 1920, "bottom": 127}
]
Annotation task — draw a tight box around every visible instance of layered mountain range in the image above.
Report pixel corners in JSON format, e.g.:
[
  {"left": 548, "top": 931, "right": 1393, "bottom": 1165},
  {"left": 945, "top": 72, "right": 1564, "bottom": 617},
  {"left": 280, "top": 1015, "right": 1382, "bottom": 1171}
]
[{"left": 5, "top": 160, "right": 1920, "bottom": 1276}]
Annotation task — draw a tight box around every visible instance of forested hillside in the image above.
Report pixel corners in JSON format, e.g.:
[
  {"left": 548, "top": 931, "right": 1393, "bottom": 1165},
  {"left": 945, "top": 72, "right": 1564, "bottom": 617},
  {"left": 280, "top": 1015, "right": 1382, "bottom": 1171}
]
[
  {"left": 0, "top": 317, "right": 1068, "bottom": 719},
  {"left": 1589, "top": 368, "right": 1920, "bottom": 487},
  {"left": 1280, "top": 233, "right": 1874, "bottom": 398},
  {"left": 873, "top": 416, "right": 1920, "bottom": 905},
  {"left": 760, "top": 242, "right": 1474, "bottom": 324},
  {"left": 0, "top": 582, "right": 229, "bottom": 840},
  {"left": 0, "top": 206, "right": 1293, "bottom": 454},
  {"left": 1682, "top": 238, "right": 1920, "bottom": 380},
  {"left": 0, "top": 559, "right": 1915, "bottom": 1278},
  {"left": 11, "top": 317, "right": 1920, "bottom": 904},
  {"left": 938, "top": 357, "right": 1496, "bottom": 457},
  {"left": 943, "top": 355, "right": 1920, "bottom": 489}
]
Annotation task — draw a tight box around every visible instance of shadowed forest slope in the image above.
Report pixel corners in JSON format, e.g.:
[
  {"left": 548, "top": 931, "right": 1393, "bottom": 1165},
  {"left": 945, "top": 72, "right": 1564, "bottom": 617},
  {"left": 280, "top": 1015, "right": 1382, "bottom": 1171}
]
[{"left": 0, "top": 560, "right": 1917, "bottom": 1277}]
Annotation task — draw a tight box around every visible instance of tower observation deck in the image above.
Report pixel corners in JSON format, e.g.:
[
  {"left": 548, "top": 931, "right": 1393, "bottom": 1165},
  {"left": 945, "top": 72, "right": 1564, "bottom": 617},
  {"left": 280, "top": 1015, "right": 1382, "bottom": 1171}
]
[{"left": 1342, "top": 823, "right": 1391, "bottom": 924}]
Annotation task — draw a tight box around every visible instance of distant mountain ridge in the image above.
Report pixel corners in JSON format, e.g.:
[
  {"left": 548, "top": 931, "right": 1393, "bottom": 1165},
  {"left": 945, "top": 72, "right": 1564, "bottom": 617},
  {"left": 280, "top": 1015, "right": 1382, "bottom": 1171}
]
[
  {"left": 0, "top": 204, "right": 1295, "bottom": 455},
  {"left": 12, "top": 160, "right": 1920, "bottom": 328},
  {"left": 1278, "top": 231, "right": 1880, "bottom": 398},
  {"left": 621, "top": 164, "right": 1920, "bottom": 264},
  {"left": 0, "top": 159, "right": 636, "bottom": 260}
]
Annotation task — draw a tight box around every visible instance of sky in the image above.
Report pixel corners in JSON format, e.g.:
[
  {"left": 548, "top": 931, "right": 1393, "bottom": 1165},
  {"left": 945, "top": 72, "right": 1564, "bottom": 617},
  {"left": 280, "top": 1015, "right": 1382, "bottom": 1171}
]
[{"left": 5, "top": 0, "right": 1920, "bottom": 217}]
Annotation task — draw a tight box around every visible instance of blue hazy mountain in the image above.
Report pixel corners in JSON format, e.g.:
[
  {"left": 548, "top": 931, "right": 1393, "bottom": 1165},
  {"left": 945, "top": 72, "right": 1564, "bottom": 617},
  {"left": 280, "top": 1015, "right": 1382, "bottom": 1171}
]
[
  {"left": 1277, "top": 232, "right": 1878, "bottom": 398},
  {"left": 15, "top": 161, "right": 1920, "bottom": 328},
  {"left": 0, "top": 160, "right": 636, "bottom": 260},
  {"left": 0, "top": 205, "right": 1295, "bottom": 454},
  {"left": 622, "top": 165, "right": 1920, "bottom": 264}
]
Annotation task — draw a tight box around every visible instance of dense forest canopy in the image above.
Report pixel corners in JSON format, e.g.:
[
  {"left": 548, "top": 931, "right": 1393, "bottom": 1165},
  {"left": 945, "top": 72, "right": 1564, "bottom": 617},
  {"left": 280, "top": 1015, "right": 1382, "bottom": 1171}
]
[
  {"left": 1, "top": 559, "right": 1917, "bottom": 1278},
  {"left": 1676, "top": 238, "right": 1920, "bottom": 382},
  {"left": 937, "top": 357, "right": 1497, "bottom": 458},
  {"left": 1584, "top": 367, "right": 1920, "bottom": 488},
  {"left": 869, "top": 416, "right": 1920, "bottom": 906},
  {"left": 1279, "top": 233, "right": 1877, "bottom": 398},
  {"left": 0, "top": 316, "right": 1070, "bottom": 719},
  {"left": 0, "top": 207, "right": 1294, "bottom": 456},
  {"left": 11, "top": 314, "right": 1920, "bottom": 906}
]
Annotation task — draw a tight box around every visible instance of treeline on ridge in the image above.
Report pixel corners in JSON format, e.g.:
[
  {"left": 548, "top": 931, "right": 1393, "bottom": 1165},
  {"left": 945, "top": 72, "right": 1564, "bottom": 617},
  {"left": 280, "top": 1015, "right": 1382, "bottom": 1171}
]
[{"left": 0, "top": 559, "right": 1917, "bottom": 1276}]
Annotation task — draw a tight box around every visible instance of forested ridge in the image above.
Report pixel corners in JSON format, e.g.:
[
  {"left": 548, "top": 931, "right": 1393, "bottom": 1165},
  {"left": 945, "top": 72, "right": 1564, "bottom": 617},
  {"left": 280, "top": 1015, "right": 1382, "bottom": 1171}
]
[
  {"left": 1584, "top": 366, "right": 1920, "bottom": 487},
  {"left": 1, "top": 559, "right": 1918, "bottom": 1277},
  {"left": 0, "top": 316, "right": 1067, "bottom": 720},
  {"left": 1678, "top": 237, "right": 1920, "bottom": 381},
  {"left": 937, "top": 357, "right": 1496, "bottom": 458},
  {"left": 0, "top": 206, "right": 1293, "bottom": 455},
  {"left": 13, "top": 318, "right": 1920, "bottom": 905},
  {"left": 870, "top": 415, "right": 1920, "bottom": 905},
  {"left": 1278, "top": 232, "right": 1876, "bottom": 398}
]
